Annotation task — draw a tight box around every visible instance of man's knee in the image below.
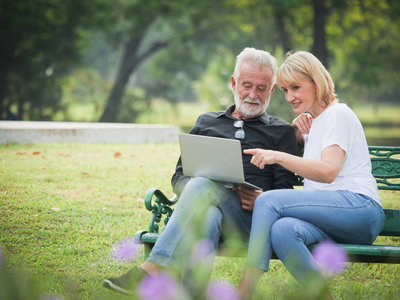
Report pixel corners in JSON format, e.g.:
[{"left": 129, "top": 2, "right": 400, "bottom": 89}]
[
  {"left": 204, "top": 205, "right": 223, "bottom": 244},
  {"left": 183, "top": 177, "right": 218, "bottom": 195}
]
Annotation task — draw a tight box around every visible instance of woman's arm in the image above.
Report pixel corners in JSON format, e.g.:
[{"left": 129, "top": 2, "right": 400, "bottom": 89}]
[{"left": 244, "top": 145, "right": 345, "bottom": 183}]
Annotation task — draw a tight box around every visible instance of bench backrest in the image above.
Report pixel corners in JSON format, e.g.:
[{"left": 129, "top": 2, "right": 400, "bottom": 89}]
[
  {"left": 295, "top": 146, "right": 400, "bottom": 190},
  {"left": 296, "top": 146, "right": 400, "bottom": 237},
  {"left": 369, "top": 146, "right": 400, "bottom": 191}
]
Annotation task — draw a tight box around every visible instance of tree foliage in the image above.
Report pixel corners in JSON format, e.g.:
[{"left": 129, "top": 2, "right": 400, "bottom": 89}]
[
  {"left": 0, "top": 0, "right": 399, "bottom": 121},
  {"left": 328, "top": 0, "right": 400, "bottom": 103},
  {"left": 98, "top": 0, "right": 237, "bottom": 122},
  {"left": 0, "top": 0, "right": 100, "bottom": 120}
]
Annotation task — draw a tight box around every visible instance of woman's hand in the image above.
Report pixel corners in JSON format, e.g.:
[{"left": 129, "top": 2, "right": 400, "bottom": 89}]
[
  {"left": 243, "top": 149, "right": 278, "bottom": 169},
  {"left": 292, "top": 113, "right": 313, "bottom": 142}
]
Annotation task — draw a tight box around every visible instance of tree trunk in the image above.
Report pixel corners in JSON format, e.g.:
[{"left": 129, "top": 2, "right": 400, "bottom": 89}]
[
  {"left": 273, "top": 9, "right": 292, "bottom": 54},
  {"left": 0, "top": 18, "right": 19, "bottom": 120},
  {"left": 99, "top": 36, "right": 168, "bottom": 123},
  {"left": 311, "top": 0, "right": 329, "bottom": 68},
  {"left": 99, "top": 37, "right": 142, "bottom": 123}
]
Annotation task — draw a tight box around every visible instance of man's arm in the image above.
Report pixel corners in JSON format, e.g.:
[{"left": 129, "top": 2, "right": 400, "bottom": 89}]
[
  {"left": 170, "top": 115, "right": 204, "bottom": 196},
  {"left": 171, "top": 157, "right": 191, "bottom": 196}
]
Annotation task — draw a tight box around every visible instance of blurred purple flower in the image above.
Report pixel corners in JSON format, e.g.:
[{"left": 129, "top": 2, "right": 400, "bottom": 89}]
[
  {"left": 312, "top": 240, "right": 349, "bottom": 275},
  {"left": 137, "top": 272, "right": 181, "bottom": 300},
  {"left": 111, "top": 237, "right": 140, "bottom": 263},
  {"left": 207, "top": 280, "right": 239, "bottom": 300},
  {"left": 189, "top": 239, "right": 213, "bottom": 266}
]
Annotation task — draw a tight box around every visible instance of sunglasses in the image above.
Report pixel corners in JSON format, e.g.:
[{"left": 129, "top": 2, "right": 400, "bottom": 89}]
[{"left": 234, "top": 120, "right": 245, "bottom": 140}]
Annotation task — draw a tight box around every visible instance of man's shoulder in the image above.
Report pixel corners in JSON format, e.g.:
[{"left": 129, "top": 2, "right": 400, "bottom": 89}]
[
  {"left": 268, "top": 115, "right": 292, "bottom": 127},
  {"left": 196, "top": 110, "right": 225, "bottom": 121}
]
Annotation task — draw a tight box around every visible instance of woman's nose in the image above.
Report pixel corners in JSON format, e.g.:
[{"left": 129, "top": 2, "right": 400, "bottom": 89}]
[{"left": 286, "top": 90, "right": 294, "bottom": 102}]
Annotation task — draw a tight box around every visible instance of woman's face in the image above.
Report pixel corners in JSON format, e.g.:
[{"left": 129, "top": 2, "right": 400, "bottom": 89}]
[{"left": 280, "top": 73, "right": 324, "bottom": 117}]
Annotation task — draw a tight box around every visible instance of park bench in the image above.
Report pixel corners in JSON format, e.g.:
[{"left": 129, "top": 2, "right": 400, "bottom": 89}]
[{"left": 134, "top": 146, "right": 400, "bottom": 264}]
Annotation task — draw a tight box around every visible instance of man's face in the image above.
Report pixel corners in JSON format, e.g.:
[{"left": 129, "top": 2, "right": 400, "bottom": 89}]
[{"left": 231, "top": 62, "right": 276, "bottom": 119}]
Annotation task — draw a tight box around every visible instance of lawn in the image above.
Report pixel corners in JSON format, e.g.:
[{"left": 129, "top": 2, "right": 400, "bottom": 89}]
[{"left": 1, "top": 142, "right": 399, "bottom": 299}]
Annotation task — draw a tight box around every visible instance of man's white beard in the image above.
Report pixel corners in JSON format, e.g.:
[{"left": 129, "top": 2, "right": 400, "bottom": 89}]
[{"left": 234, "top": 90, "right": 270, "bottom": 118}]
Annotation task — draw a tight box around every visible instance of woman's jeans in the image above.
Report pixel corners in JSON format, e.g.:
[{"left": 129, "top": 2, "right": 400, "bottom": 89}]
[
  {"left": 147, "top": 177, "right": 253, "bottom": 268},
  {"left": 245, "top": 189, "right": 385, "bottom": 286}
]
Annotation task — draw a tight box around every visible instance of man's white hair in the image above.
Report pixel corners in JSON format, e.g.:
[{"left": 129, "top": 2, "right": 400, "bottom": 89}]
[{"left": 233, "top": 47, "right": 277, "bottom": 92}]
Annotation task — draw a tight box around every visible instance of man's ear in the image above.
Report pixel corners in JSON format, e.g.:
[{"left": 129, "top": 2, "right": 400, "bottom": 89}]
[
  {"left": 231, "top": 76, "right": 236, "bottom": 92},
  {"left": 271, "top": 83, "right": 277, "bottom": 94}
]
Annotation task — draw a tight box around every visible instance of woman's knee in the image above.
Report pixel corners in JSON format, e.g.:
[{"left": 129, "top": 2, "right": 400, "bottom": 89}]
[
  {"left": 254, "top": 189, "right": 297, "bottom": 211},
  {"left": 271, "top": 218, "right": 328, "bottom": 253},
  {"left": 253, "top": 190, "right": 275, "bottom": 210},
  {"left": 271, "top": 218, "right": 299, "bottom": 248},
  {"left": 271, "top": 218, "right": 313, "bottom": 249}
]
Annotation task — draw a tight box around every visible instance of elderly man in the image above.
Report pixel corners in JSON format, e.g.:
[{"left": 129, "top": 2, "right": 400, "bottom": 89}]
[{"left": 103, "top": 47, "right": 298, "bottom": 295}]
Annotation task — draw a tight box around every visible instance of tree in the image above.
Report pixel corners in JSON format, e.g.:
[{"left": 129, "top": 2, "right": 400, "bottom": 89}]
[
  {"left": 0, "top": 0, "right": 100, "bottom": 120},
  {"left": 326, "top": 0, "right": 400, "bottom": 105},
  {"left": 98, "top": 0, "right": 236, "bottom": 122},
  {"left": 311, "top": 0, "right": 329, "bottom": 67}
]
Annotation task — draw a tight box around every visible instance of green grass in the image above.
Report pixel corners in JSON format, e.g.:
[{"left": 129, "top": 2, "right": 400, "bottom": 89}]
[{"left": 1, "top": 143, "right": 400, "bottom": 299}]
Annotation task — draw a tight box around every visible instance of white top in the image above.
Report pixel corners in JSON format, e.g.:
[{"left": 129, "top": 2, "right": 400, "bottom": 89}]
[{"left": 303, "top": 103, "right": 381, "bottom": 205}]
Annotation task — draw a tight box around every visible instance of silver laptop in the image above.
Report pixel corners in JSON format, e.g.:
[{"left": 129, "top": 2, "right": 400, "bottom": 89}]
[{"left": 178, "top": 133, "right": 263, "bottom": 190}]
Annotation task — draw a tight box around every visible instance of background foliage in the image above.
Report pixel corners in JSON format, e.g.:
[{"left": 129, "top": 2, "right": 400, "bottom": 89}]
[{"left": 1, "top": 0, "right": 399, "bottom": 123}]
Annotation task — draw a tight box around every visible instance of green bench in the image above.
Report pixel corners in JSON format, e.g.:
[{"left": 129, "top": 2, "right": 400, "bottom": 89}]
[{"left": 134, "top": 146, "right": 400, "bottom": 264}]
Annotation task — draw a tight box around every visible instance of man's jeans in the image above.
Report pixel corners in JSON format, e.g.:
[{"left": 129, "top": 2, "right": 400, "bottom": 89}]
[
  {"left": 245, "top": 189, "right": 385, "bottom": 286},
  {"left": 147, "top": 177, "right": 252, "bottom": 267}
]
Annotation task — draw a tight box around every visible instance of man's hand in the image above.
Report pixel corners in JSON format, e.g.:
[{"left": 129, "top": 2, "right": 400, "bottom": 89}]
[{"left": 233, "top": 186, "right": 263, "bottom": 211}]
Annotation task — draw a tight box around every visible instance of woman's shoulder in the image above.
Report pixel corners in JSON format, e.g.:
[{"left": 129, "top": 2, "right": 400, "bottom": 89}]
[
  {"left": 324, "top": 103, "right": 358, "bottom": 120},
  {"left": 320, "top": 103, "right": 363, "bottom": 133}
]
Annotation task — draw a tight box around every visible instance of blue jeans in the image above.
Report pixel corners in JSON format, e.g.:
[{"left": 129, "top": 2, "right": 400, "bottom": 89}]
[
  {"left": 147, "top": 177, "right": 253, "bottom": 267},
  {"left": 246, "top": 189, "right": 385, "bottom": 286}
]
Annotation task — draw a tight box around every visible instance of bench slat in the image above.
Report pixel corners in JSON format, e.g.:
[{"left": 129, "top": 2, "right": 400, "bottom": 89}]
[
  {"left": 309, "top": 244, "right": 400, "bottom": 264},
  {"left": 381, "top": 209, "right": 400, "bottom": 236},
  {"left": 136, "top": 232, "right": 400, "bottom": 263}
]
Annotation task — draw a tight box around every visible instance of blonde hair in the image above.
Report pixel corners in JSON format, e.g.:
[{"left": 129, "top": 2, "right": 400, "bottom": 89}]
[{"left": 277, "top": 51, "right": 337, "bottom": 106}]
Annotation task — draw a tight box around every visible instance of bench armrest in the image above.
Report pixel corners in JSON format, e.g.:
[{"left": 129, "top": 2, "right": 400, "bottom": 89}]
[{"left": 144, "top": 188, "right": 179, "bottom": 233}]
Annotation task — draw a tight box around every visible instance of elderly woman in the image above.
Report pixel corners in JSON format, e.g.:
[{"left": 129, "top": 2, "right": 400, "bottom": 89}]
[{"left": 237, "top": 51, "right": 385, "bottom": 299}]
